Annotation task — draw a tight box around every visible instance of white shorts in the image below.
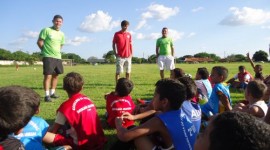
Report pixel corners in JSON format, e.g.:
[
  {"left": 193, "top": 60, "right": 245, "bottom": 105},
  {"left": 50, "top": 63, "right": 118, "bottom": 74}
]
[
  {"left": 157, "top": 55, "right": 175, "bottom": 70},
  {"left": 116, "top": 57, "right": 132, "bottom": 74}
]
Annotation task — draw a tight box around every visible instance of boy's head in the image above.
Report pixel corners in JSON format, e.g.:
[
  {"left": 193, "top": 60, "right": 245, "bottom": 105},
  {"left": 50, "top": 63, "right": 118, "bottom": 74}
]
[
  {"left": 0, "top": 86, "right": 40, "bottom": 137},
  {"left": 153, "top": 79, "right": 186, "bottom": 110},
  {"left": 238, "top": 65, "right": 246, "bottom": 73},
  {"left": 254, "top": 64, "right": 263, "bottom": 73},
  {"left": 178, "top": 77, "right": 197, "bottom": 100},
  {"left": 196, "top": 67, "right": 209, "bottom": 80},
  {"left": 194, "top": 111, "right": 270, "bottom": 150},
  {"left": 211, "top": 66, "right": 228, "bottom": 83},
  {"left": 116, "top": 78, "right": 134, "bottom": 97},
  {"left": 245, "top": 80, "right": 267, "bottom": 100},
  {"left": 63, "top": 72, "right": 84, "bottom": 95},
  {"left": 170, "top": 68, "right": 185, "bottom": 79}
]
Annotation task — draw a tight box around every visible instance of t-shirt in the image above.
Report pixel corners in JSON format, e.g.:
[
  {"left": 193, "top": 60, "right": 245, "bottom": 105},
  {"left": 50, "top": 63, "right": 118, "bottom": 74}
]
[
  {"left": 57, "top": 93, "right": 106, "bottom": 149},
  {"left": 181, "top": 101, "right": 201, "bottom": 134},
  {"left": 106, "top": 92, "right": 135, "bottom": 128},
  {"left": 0, "top": 136, "right": 25, "bottom": 150},
  {"left": 156, "top": 37, "right": 173, "bottom": 56},
  {"left": 113, "top": 31, "right": 132, "bottom": 58},
  {"left": 39, "top": 27, "right": 65, "bottom": 59},
  {"left": 158, "top": 110, "right": 197, "bottom": 150},
  {"left": 201, "top": 83, "right": 231, "bottom": 117},
  {"left": 14, "top": 116, "right": 48, "bottom": 150}
]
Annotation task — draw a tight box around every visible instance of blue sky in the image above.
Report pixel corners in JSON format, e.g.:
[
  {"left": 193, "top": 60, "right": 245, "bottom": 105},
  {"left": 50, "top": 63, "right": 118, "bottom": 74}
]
[{"left": 1, "top": 0, "right": 270, "bottom": 59}]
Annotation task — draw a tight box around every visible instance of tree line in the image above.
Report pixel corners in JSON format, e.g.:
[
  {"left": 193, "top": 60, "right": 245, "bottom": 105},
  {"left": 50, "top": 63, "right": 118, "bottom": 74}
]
[{"left": 0, "top": 48, "right": 268, "bottom": 65}]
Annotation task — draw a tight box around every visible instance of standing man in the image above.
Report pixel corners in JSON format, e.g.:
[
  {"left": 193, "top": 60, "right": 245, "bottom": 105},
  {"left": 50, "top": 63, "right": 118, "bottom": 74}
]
[
  {"left": 156, "top": 27, "right": 175, "bottom": 79},
  {"left": 37, "top": 15, "right": 65, "bottom": 102},
  {"left": 112, "top": 20, "right": 133, "bottom": 83}
]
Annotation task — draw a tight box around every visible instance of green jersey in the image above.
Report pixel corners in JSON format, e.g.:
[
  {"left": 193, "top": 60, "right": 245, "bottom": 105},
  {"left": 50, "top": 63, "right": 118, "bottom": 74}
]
[
  {"left": 156, "top": 37, "right": 173, "bottom": 56},
  {"left": 39, "top": 27, "right": 65, "bottom": 59}
]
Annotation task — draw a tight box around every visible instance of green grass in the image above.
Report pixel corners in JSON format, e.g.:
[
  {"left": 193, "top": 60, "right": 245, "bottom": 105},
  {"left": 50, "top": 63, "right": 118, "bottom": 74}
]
[{"left": 0, "top": 62, "right": 269, "bottom": 148}]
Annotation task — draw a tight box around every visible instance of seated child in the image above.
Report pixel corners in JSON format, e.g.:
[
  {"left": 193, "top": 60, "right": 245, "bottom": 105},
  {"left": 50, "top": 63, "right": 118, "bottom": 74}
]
[
  {"left": 194, "top": 111, "right": 270, "bottom": 150},
  {"left": 170, "top": 68, "right": 185, "bottom": 79},
  {"left": 50, "top": 72, "right": 106, "bottom": 149},
  {"left": 0, "top": 86, "right": 40, "bottom": 149},
  {"left": 105, "top": 78, "right": 135, "bottom": 128},
  {"left": 201, "top": 66, "right": 232, "bottom": 118},
  {"left": 194, "top": 67, "right": 213, "bottom": 104},
  {"left": 247, "top": 52, "right": 264, "bottom": 81},
  {"left": 233, "top": 80, "right": 268, "bottom": 118},
  {"left": 178, "top": 77, "right": 201, "bottom": 133},
  {"left": 226, "top": 65, "right": 253, "bottom": 89},
  {"left": 115, "top": 79, "right": 197, "bottom": 150}
]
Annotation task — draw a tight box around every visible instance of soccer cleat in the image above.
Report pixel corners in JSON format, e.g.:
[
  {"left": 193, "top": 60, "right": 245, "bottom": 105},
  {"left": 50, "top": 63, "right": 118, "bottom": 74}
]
[
  {"left": 44, "top": 96, "right": 52, "bottom": 102},
  {"left": 50, "top": 93, "right": 59, "bottom": 99}
]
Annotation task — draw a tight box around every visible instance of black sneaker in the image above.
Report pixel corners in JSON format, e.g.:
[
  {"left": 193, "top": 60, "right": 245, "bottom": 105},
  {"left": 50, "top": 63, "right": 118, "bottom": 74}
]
[
  {"left": 50, "top": 93, "right": 59, "bottom": 99},
  {"left": 44, "top": 96, "right": 52, "bottom": 102}
]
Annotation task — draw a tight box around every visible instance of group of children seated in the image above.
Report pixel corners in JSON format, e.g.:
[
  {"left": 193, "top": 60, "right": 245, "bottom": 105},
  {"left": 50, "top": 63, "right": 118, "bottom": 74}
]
[{"left": 1, "top": 63, "right": 270, "bottom": 150}]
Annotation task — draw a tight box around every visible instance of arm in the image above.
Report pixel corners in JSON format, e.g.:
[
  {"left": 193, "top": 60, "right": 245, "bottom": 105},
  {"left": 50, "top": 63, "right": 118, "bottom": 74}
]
[
  {"left": 37, "top": 38, "right": 44, "bottom": 51},
  {"left": 171, "top": 40, "right": 174, "bottom": 56},
  {"left": 112, "top": 42, "right": 117, "bottom": 57},
  {"left": 246, "top": 53, "right": 255, "bottom": 70},
  {"left": 49, "top": 111, "right": 66, "bottom": 133},
  {"left": 122, "top": 110, "right": 156, "bottom": 120},
  {"left": 115, "top": 116, "right": 163, "bottom": 142},
  {"left": 217, "top": 91, "right": 232, "bottom": 111},
  {"left": 264, "top": 107, "right": 270, "bottom": 124}
]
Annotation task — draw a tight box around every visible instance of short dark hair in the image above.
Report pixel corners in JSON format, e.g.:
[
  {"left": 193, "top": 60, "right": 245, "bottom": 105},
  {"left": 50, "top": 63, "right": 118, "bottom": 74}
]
[
  {"left": 197, "top": 67, "right": 209, "bottom": 79},
  {"left": 116, "top": 78, "right": 134, "bottom": 97},
  {"left": 212, "top": 66, "right": 228, "bottom": 81},
  {"left": 63, "top": 72, "right": 84, "bottom": 94},
  {"left": 173, "top": 68, "right": 185, "bottom": 78},
  {"left": 155, "top": 79, "right": 186, "bottom": 110},
  {"left": 121, "top": 20, "right": 129, "bottom": 27},
  {"left": 53, "top": 15, "right": 63, "bottom": 21},
  {"left": 209, "top": 111, "right": 270, "bottom": 150},
  {"left": 178, "top": 77, "right": 197, "bottom": 99},
  {"left": 0, "top": 86, "right": 40, "bottom": 137},
  {"left": 246, "top": 80, "right": 267, "bottom": 99},
  {"left": 238, "top": 65, "right": 245, "bottom": 71}
]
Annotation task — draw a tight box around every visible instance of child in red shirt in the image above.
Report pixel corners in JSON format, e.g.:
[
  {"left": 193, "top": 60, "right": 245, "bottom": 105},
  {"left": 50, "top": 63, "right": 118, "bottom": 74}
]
[
  {"left": 105, "top": 78, "right": 135, "bottom": 128},
  {"left": 50, "top": 72, "right": 106, "bottom": 149}
]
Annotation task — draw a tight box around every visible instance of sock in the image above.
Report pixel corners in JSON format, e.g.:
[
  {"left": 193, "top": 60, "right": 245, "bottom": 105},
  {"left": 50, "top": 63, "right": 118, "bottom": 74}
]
[
  {"left": 50, "top": 89, "right": 55, "bottom": 95},
  {"left": 45, "top": 91, "right": 50, "bottom": 97}
]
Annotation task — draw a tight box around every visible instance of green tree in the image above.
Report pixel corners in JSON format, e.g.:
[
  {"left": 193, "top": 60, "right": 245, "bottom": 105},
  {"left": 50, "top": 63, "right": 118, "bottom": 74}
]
[
  {"left": 62, "top": 52, "right": 86, "bottom": 63},
  {"left": 226, "top": 54, "right": 246, "bottom": 62},
  {"left": 148, "top": 54, "right": 157, "bottom": 63},
  {"left": 194, "top": 52, "right": 220, "bottom": 61},
  {"left": 12, "top": 50, "right": 30, "bottom": 61},
  {"left": 0, "top": 48, "right": 13, "bottom": 60},
  {"left": 252, "top": 50, "right": 268, "bottom": 62},
  {"left": 103, "top": 50, "right": 116, "bottom": 63}
]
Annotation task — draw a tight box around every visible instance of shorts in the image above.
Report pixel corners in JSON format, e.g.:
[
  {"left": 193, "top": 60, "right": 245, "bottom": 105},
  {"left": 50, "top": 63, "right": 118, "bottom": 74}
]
[
  {"left": 43, "top": 57, "right": 64, "bottom": 75},
  {"left": 157, "top": 55, "right": 175, "bottom": 70},
  {"left": 116, "top": 57, "right": 132, "bottom": 74}
]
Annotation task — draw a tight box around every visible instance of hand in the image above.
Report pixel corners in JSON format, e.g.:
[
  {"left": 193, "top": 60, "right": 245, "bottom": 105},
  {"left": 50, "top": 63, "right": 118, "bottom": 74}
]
[
  {"left": 122, "top": 112, "right": 135, "bottom": 120},
  {"left": 115, "top": 117, "right": 123, "bottom": 127},
  {"left": 246, "top": 52, "right": 250, "bottom": 58}
]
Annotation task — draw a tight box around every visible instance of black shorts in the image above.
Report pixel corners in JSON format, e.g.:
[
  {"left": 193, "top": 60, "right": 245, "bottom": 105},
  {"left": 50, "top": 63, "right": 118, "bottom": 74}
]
[{"left": 43, "top": 57, "right": 64, "bottom": 75}]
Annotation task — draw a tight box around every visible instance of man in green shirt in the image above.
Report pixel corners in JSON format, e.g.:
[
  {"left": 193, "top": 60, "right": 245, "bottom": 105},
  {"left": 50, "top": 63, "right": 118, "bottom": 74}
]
[
  {"left": 37, "top": 15, "right": 65, "bottom": 102},
  {"left": 156, "top": 27, "right": 175, "bottom": 79}
]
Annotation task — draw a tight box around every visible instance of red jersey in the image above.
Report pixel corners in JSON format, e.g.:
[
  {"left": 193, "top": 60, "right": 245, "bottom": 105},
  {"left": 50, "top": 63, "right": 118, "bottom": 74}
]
[
  {"left": 113, "top": 31, "right": 132, "bottom": 58},
  {"left": 238, "top": 71, "right": 253, "bottom": 82},
  {"left": 58, "top": 93, "right": 106, "bottom": 149},
  {"left": 106, "top": 92, "right": 135, "bottom": 128}
]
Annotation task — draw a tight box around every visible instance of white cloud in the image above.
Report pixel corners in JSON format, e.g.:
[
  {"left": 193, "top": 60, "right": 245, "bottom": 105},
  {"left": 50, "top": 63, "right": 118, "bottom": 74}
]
[
  {"left": 191, "top": 7, "right": 204, "bottom": 13},
  {"left": 22, "top": 31, "right": 39, "bottom": 38},
  {"left": 136, "top": 4, "right": 179, "bottom": 30},
  {"left": 220, "top": 7, "right": 270, "bottom": 26},
  {"left": 187, "top": 32, "right": 196, "bottom": 38},
  {"left": 66, "top": 36, "right": 91, "bottom": 46},
  {"left": 79, "top": 10, "right": 120, "bottom": 32},
  {"left": 261, "top": 25, "right": 270, "bottom": 29},
  {"left": 135, "top": 29, "right": 184, "bottom": 41},
  {"left": 9, "top": 37, "right": 28, "bottom": 45}
]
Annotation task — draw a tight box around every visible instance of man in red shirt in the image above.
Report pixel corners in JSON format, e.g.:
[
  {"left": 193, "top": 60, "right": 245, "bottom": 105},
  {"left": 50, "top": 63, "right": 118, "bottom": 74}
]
[{"left": 112, "top": 20, "right": 133, "bottom": 83}]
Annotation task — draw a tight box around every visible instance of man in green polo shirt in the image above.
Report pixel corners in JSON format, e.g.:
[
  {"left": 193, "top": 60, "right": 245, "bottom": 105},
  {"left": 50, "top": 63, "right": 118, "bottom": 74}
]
[
  {"left": 37, "top": 15, "right": 65, "bottom": 102},
  {"left": 156, "top": 27, "right": 175, "bottom": 79}
]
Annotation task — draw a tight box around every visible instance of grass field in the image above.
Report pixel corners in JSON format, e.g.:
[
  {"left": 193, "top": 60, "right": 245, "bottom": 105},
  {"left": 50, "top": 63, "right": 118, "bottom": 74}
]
[{"left": 0, "top": 62, "right": 269, "bottom": 148}]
